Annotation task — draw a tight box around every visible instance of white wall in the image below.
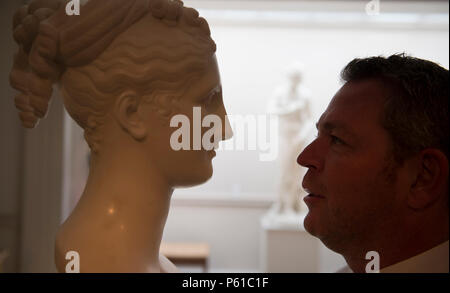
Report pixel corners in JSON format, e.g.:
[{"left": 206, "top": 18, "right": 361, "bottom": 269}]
[
  {"left": 164, "top": 202, "right": 271, "bottom": 272},
  {"left": 175, "top": 1, "right": 450, "bottom": 200},
  {"left": 163, "top": 0, "right": 449, "bottom": 272}
]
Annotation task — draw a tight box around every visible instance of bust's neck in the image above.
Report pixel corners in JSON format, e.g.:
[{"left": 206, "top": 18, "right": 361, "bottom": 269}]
[{"left": 56, "top": 149, "right": 174, "bottom": 272}]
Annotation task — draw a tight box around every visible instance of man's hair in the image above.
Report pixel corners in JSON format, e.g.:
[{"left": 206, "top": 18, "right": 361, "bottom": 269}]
[{"left": 341, "top": 53, "right": 449, "bottom": 165}]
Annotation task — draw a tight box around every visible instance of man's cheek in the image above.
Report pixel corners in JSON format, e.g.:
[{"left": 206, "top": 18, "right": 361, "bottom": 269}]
[{"left": 328, "top": 181, "right": 367, "bottom": 213}]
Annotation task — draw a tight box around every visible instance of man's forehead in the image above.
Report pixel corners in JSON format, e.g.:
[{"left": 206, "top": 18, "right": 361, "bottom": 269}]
[
  {"left": 318, "top": 80, "right": 387, "bottom": 132},
  {"left": 317, "top": 110, "right": 357, "bottom": 136},
  {"left": 331, "top": 79, "right": 387, "bottom": 106}
]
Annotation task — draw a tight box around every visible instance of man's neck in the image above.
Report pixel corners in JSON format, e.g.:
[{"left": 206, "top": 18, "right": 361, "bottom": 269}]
[{"left": 342, "top": 213, "right": 449, "bottom": 273}]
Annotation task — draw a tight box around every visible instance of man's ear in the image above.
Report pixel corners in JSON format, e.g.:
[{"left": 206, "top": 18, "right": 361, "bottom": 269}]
[
  {"left": 114, "top": 91, "right": 148, "bottom": 141},
  {"left": 408, "top": 149, "right": 449, "bottom": 210}
]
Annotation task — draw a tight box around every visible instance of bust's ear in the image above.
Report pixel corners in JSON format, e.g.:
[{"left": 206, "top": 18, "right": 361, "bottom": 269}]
[
  {"left": 408, "top": 149, "right": 449, "bottom": 210},
  {"left": 113, "top": 91, "right": 148, "bottom": 141}
]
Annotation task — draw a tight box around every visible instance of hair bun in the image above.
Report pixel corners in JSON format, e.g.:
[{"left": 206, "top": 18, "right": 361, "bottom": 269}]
[
  {"left": 150, "top": 0, "right": 183, "bottom": 23},
  {"left": 10, "top": 0, "right": 62, "bottom": 128},
  {"left": 13, "top": 1, "right": 61, "bottom": 53}
]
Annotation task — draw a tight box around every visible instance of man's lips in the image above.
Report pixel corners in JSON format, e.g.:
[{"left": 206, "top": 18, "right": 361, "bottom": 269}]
[
  {"left": 302, "top": 186, "right": 326, "bottom": 199},
  {"left": 304, "top": 193, "right": 326, "bottom": 205},
  {"left": 305, "top": 193, "right": 326, "bottom": 199}
]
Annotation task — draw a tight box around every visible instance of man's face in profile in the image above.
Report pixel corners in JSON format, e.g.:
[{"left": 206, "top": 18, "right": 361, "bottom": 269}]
[{"left": 297, "top": 79, "right": 405, "bottom": 253}]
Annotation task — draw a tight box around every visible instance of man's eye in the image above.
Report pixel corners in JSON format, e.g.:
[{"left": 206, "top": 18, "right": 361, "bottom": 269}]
[
  {"left": 330, "top": 135, "right": 345, "bottom": 145},
  {"left": 315, "top": 131, "right": 347, "bottom": 146}
]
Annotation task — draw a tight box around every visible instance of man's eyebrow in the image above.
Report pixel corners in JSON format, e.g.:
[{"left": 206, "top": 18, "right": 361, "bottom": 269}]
[{"left": 315, "top": 120, "right": 356, "bottom": 138}]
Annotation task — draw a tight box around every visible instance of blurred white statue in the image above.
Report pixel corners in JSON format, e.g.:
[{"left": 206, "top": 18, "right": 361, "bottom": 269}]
[{"left": 267, "top": 62, "right": 314, "bottom": 220}]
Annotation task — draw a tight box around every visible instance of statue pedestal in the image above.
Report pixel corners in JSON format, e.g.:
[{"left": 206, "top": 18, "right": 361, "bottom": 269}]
[{"left": 260, "top": 210, "right": 321, "bottom": 272}]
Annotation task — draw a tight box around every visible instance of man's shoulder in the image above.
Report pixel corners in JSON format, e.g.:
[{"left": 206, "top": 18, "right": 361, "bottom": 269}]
[{"left": 381, "top": 240, "right": 449, "bottom": 273}]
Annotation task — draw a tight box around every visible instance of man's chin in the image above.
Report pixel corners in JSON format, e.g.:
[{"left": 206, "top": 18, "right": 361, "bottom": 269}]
[
  {"left": 304, "top": 212, "right": 343, "bottom": 254},
  {"left": 303, "top": 212, "right": 316, "bottom": 235},
  {"left": 303, "top": 210, "right": 325, "bottom": 239}
]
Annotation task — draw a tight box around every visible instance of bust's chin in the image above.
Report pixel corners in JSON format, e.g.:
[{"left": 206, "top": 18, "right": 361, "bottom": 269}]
[{"left": 172, "top": 167, "right": 214, "bottom": 188}]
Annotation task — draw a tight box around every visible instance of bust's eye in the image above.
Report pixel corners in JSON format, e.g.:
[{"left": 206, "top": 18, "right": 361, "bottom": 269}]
[
  {"left": 203, "top": 94, "right": 214, "bottom": 105},
  {"left": 203, "top": 90, "right": 221, "bottom": 106}
]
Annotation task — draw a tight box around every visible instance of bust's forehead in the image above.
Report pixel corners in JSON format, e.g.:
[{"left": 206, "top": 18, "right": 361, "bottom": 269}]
[
  {"left": 112, "top": 12, "right": 210, "bottom": 49},
  {"left": 180, "top": 54, "right": 221, "bottom": 101}
]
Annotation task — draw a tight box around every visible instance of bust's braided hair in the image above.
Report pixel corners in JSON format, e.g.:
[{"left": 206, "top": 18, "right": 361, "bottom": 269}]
[{"left": 10, "top": 0, "right": 216, "bottom": 133}]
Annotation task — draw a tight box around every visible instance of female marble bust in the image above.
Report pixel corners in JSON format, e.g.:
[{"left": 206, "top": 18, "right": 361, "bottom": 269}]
[{"left": 10, "top": 0, "right": 232, "bottom": 272}]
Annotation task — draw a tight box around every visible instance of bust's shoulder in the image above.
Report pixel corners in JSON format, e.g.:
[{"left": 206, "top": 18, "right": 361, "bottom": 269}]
[{"left": 159, "top": 253, "right": 179, "bottom": 273}]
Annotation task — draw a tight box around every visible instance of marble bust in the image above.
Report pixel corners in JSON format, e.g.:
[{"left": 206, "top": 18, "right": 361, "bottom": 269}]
[{"left": 10, "top": 0, "right": 232, "bottom": 272}]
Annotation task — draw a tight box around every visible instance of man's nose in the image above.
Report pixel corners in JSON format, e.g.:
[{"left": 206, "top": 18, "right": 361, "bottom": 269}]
[{"left": 297, "top": 139, "right": 322, "bottom": 171}]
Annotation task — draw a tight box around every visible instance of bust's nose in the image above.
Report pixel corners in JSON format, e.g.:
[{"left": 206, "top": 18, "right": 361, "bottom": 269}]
[{"left": 218, "top": 104, "right": 233, "bottom": 142}]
